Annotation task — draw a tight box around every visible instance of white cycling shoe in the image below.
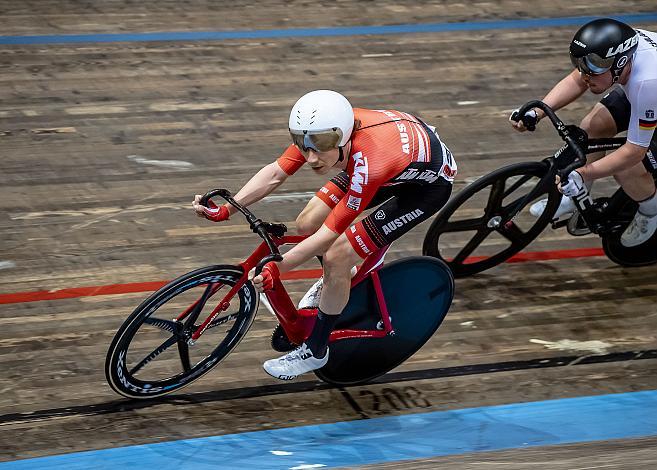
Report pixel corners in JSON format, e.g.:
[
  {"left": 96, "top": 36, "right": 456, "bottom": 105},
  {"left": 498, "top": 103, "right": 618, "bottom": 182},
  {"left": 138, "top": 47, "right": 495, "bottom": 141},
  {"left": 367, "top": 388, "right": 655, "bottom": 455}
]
[
  {"left": 529, "top": 196, "right": 576, "bottom": 219},
  {"left": 298, "top": 277, "right": 323, "bottom": 310},
  {"left": 621, "top": 211, "right": 657, "bottom": 247},
  {"left": 263, "top": 343, "right": 329, "bottom": 380},
  {"left": 297, "top": 266, "right": 357, "bottom": 310}
]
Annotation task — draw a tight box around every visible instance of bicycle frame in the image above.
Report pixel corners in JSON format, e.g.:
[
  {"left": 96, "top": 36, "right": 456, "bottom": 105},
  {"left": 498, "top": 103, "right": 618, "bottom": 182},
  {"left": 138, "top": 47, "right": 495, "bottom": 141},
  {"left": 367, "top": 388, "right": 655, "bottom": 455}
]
[
  {"left": 259, "top": 237, "right": 394, "bottom": 345},
  {"left": 182, "top": 190, "right": 394, "bottom": 344},
  {"left": 538, "top": 136, "right": 628, "bottom": 235},
  {"left": 181, "top": 232, "right": 395, "bottom": 345}
]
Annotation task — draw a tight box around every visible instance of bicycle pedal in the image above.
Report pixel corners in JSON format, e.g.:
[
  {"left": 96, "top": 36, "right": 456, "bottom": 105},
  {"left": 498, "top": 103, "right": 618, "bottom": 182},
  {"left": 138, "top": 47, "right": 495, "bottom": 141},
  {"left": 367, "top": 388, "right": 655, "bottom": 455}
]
[{"left": 567, "top": 213, "right": 592, "bottom": 236}]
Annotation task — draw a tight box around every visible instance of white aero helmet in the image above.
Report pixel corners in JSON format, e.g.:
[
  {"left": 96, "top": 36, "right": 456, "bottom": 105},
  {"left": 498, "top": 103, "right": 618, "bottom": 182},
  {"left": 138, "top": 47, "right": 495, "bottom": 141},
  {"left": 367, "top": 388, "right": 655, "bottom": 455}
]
[{"left": 288, "top": 90, "right": 354, "bottom": 152}]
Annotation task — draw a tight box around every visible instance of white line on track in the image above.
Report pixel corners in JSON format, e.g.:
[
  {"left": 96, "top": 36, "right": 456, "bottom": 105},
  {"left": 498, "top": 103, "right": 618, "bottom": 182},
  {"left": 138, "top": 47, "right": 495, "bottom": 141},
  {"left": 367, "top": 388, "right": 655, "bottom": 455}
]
[
  {"left": 0, "top": 261, "right": 16, "bottom": 270},
  {"left": 127, "top": 154, "right": 195, "bottom": 169}
]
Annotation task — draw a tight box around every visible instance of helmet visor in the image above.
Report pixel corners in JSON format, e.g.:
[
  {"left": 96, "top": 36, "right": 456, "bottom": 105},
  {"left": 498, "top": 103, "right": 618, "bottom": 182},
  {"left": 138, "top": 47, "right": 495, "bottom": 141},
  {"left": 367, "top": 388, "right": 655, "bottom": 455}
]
[
  {"left": 289, "top": 128, "right": 343, "bottom": 152},
  {"left": 570, "top": 53, "right": 614, "bottom": 75}
]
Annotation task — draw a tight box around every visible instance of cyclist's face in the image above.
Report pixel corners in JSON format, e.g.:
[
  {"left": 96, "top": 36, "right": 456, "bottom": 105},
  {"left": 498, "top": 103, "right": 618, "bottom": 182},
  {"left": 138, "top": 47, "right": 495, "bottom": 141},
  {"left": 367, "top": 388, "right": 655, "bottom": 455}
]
[
  {"left": 303, "top": 148, "right": 341, "bottom": 174},
  {"left": 581, "top": 70, "right": 613, "bottom": 94}
]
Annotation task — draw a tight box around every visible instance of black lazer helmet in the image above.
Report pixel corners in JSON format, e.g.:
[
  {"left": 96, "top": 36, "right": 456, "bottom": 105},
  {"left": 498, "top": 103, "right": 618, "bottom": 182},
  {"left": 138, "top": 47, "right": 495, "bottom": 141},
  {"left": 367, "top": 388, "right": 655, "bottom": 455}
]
[{"left": 570, "top": 18, "right": 639, "bottom": 82}]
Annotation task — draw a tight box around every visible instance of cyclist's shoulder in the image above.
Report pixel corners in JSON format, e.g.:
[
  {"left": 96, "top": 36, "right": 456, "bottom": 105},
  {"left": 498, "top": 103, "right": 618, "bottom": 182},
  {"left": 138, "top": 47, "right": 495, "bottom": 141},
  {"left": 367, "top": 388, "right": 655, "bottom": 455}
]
[
  {"left": 354, "top": 108, "right": 420, "bottom": 126},
  {"left": 636, "top": 28, "right": 657, "bottom": 45},
  {"left": 276, "top": 144, "right": 305, "bottom": 175},
  {"left": 634, "top": 29, "right": 657, "bottom": 72}
]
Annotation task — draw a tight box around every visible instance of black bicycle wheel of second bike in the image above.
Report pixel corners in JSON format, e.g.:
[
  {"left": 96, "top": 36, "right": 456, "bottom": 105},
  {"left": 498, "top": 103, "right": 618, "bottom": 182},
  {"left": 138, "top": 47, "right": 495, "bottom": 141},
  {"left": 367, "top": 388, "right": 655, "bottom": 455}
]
[
  {"left": 423, "top": 161, "right": 561, "bottom": 277},
  {"left": 315, "top": 256, "right": 454, "bottom": 386},
  {"left": 105, "top": 265, "right": 258, "bottom": 399}
]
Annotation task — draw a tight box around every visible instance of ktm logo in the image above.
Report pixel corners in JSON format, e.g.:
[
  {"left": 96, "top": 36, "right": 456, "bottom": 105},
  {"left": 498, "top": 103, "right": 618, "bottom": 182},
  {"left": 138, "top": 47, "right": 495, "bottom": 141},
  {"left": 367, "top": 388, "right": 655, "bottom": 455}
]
[
  {"left": 606, "top": 34, "right": 639, "bottom": 57},
  {"left": 350, "top": 152, "right": 369, "bottom": 194}
]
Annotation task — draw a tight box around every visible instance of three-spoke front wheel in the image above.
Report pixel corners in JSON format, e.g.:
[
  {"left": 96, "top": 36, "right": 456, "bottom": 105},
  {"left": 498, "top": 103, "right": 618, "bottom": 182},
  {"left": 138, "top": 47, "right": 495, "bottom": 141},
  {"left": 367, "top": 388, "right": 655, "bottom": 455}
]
[
  {"left": 105, "top": 265, "right": 258, "bottom": 399},
  {"left": 423, "top": 161, "right": 561, "bottom": 277}
]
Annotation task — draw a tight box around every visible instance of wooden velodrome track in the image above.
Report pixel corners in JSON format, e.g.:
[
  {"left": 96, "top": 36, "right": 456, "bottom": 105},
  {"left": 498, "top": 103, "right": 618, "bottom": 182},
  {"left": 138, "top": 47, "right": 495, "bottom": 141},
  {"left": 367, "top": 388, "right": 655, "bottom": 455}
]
[{"left": 1, "top": 1, "right": 657, "bottom": 467}]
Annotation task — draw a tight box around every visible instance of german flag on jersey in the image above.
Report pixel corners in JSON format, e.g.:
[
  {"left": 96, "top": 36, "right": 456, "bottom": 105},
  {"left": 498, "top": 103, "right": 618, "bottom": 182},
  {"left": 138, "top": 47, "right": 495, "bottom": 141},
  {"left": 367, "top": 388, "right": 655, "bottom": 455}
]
[{"left": 639, "top": 118, "right": 657, "bottom": 131}]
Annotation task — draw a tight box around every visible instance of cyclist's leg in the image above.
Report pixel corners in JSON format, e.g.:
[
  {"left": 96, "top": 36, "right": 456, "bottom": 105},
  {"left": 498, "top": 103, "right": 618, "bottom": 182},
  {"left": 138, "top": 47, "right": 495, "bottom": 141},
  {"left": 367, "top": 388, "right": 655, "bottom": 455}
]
[
  {"left": 614, "top": 159, "right": 656, "bottom": 201},
  {"left": 618, "top": 139, "right": 657, "bottom": 247},
  {"left": 342, "top": 182, "right": 453, "bottom": 265},
  {"left": 296, "top": 175, "right": 398, "bottom": 309},
  {"left": 263, "top": 183, "right": 452, "bottom": 380},
  {"left": 312, "top": 183, "right": 452, "bottom": 354},
  {"left": 296, "top": 172, "right": 349, "bottom": 235},
  {"left": 593, "top": 89, "right": 657, "bottom": 246},
  {"left": 581, "top": 89, "right": 624, "bottom": 166}
]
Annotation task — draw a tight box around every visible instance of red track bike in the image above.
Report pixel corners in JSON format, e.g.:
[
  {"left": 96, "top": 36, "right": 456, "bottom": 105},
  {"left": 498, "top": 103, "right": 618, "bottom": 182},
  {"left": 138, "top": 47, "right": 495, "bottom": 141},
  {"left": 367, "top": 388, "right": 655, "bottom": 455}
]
[{"left": 106, "top": 189, "right": 454, "bottom": 399}]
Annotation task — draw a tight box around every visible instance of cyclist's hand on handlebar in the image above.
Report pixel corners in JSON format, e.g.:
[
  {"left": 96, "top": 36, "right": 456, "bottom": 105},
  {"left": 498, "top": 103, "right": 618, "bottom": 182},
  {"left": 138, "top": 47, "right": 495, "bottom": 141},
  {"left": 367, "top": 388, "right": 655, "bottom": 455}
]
[
  {"left": 249, "top": 261, "right": 280, "bottom": 293},
  {"left": 193, "top": 194, "right": 230, "bottom": 222},
  {"left": 557, "top": 170, "right": 587, "bottom": 198},
  {"left": 509, "top": 108, "right": 539, "bottom": 132}
]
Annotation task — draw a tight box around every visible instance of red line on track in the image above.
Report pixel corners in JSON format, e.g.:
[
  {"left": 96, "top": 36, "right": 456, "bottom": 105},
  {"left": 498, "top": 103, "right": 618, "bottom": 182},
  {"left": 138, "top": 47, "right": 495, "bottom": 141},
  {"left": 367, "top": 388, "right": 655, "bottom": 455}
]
[{"left": 0, "top": 247, "right": 605, "bottom": 305}]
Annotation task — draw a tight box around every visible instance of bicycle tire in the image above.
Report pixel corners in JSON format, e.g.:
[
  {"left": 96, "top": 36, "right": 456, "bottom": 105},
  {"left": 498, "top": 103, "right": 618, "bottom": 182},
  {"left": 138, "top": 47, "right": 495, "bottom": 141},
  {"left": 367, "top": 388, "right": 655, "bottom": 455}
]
[
  {"left": 423, "top": 161, "right": 561, "bottom": 277},
  {"left": 601, "top": 200, "right": 657, "bottom": 266},
  {"left": 314, "top": 256, "right": 454, "bottom": 386},
  {"left": 105, "top": 265, "right": 258, "bottom": 399}
]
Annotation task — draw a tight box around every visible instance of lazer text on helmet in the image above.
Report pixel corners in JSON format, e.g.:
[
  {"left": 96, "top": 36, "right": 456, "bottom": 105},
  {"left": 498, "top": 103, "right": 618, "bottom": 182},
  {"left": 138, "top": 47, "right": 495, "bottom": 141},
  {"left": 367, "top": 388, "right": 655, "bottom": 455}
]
[{"left": 606, "top": 34, "right": 639, "bottom": 58}]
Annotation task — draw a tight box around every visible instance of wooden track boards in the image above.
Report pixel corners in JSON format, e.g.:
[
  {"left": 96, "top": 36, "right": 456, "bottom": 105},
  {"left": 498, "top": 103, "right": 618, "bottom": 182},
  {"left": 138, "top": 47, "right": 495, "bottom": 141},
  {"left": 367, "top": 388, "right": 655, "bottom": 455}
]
[{"left": 1, "top": 1, "right": 656, "bottom": 466}]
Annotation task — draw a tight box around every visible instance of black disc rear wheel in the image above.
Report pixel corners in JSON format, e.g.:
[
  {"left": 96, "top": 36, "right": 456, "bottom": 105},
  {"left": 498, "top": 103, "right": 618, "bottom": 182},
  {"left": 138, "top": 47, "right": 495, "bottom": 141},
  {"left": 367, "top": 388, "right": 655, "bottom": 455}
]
[
  {"left": 105, "top": 265, "right": 258, "bottom": 399},
  {"left": 315, "top": 257, "right": 454, "bottom": 386},
  {"left": 423, "top": 161, "right": 560, "bottom": 277}
]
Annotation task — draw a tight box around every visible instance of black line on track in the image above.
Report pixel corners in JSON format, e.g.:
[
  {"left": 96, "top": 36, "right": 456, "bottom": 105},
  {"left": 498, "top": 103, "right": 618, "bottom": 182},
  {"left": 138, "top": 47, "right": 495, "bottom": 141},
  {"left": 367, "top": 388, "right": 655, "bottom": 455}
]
[{"left": 2, "top": 348, "right": 655, "bottom": 425}]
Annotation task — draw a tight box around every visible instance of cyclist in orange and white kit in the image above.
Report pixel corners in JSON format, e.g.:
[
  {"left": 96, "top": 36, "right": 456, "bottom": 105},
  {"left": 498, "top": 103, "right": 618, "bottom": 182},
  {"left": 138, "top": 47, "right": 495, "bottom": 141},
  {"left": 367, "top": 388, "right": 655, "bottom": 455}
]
[{"left": 193, "top": 90, "right": 456, "bottom": 380}]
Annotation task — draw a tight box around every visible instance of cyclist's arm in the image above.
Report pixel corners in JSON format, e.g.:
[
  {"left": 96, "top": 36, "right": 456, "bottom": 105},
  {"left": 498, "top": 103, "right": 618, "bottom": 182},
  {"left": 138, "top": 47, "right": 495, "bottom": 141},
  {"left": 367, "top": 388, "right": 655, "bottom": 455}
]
[
  {"left": 580, "top": 79, "right": 657, "bottom": 180},
  {"left": 225, "top": 161, "right": 289, "bottom": 215},
  {"left": 579, "top": 141, "right": 648, "bottom": 180},
  {"left": 277, "top": 225, "right": 339, "bottom": 273},
  {"left": 536, "top": 70, "right": 588, "bottom": 119}
]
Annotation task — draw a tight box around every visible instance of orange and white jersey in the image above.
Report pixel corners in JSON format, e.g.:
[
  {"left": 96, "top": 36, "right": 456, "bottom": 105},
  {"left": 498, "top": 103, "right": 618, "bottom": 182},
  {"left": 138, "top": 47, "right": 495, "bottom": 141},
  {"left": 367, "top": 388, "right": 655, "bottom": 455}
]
[{"left": 277, "top": 108, "right": 456, "bottom": 234}]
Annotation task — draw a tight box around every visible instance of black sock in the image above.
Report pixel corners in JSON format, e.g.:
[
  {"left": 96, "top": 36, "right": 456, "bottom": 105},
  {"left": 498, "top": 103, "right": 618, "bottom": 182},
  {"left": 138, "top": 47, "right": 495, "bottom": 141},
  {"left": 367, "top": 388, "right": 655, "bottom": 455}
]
[{"left": 305, "top": 309, "right": 338, "bottom": 359}]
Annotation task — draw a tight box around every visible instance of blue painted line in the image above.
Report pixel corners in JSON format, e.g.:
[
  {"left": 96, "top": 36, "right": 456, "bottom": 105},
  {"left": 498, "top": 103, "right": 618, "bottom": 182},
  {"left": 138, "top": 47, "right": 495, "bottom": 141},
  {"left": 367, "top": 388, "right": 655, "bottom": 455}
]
[
  {"left": 1, "top": 13, "right": 656, "bottom": 45},
  {"left": 2, "top": 389, "right": 657, "bottom": 469}
]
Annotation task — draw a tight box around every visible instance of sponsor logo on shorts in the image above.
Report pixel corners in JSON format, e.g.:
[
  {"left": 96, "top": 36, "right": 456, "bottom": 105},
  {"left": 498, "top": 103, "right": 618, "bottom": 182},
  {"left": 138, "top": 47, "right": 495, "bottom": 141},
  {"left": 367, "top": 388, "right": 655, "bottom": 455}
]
[
  {"left": 382, "top": 209, "right": 425, "bottom": 235},
  {"left": 646, "top": 110, "right": 655, "bottom": 119},
  {"left": 395, "top": 168, "right": 440, "bottom": 183},
  {"left": 354, "top": 235, "right": 371, "bottom": 254},
  {"left": 374, "top": 210, "right": 386, "bottom": 220}
]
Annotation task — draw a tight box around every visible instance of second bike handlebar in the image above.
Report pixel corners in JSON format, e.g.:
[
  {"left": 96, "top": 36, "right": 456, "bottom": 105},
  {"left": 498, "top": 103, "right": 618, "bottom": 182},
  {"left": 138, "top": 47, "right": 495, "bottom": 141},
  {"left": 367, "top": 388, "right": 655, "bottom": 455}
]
[
  {"left": 199, "top": 189, "right": 284, "bottom": 274},
  {"left": 515, "top": 100, "right": 588, "bottom": 183}
]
